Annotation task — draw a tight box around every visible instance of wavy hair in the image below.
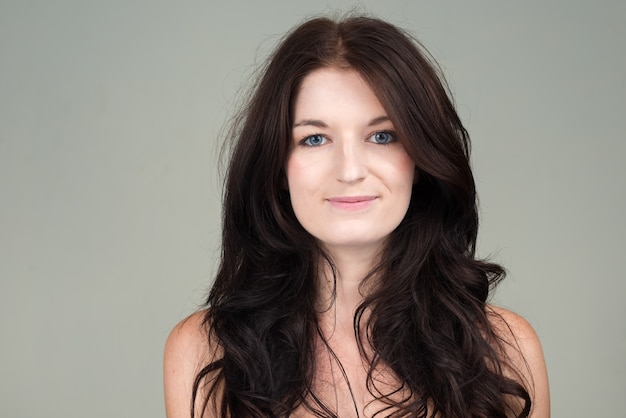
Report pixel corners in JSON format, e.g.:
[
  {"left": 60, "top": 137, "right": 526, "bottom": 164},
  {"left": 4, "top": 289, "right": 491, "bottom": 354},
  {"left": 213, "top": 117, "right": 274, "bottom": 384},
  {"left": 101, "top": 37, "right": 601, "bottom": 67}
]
[{"left": 193, "top": 15, "right": 531, "bottom": 418}]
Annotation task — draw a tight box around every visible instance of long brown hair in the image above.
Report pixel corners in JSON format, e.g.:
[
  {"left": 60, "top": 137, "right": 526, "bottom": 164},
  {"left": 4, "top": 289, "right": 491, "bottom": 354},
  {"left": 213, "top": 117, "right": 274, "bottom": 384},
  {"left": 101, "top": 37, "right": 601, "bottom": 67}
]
[{"left": 193, "top": 15, "right": 531, "bottom": 417}]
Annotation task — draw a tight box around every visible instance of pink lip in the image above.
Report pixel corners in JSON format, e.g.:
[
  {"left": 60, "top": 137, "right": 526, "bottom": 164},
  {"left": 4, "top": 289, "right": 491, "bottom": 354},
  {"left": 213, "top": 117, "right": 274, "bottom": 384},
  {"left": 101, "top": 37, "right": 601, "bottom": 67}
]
[{"left": 326, "top": 196, "right": 377, "bottom": 211}]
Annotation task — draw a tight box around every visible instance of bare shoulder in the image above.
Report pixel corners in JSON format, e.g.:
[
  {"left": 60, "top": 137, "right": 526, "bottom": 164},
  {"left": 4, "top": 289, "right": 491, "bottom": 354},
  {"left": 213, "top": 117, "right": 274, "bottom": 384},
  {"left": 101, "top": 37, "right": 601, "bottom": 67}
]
[
  {"left": 164, "top": 310, "right": 221, "bottom": 418},
  {"left": 487, "top": 306, "right": 542, "bottom": 355},
  {"left": 486, "top": 305, "right": 550, "bottom": 417}
]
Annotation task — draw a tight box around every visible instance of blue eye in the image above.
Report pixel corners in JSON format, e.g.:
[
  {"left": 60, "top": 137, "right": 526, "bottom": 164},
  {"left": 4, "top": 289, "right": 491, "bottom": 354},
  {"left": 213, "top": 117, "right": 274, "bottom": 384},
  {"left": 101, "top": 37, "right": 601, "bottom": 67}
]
[
  {"left": 302, "top": 134, "right": 328, "bottom": 147},
  {"left": 369, "top": 131, "right": 396, "bottom": 144}
]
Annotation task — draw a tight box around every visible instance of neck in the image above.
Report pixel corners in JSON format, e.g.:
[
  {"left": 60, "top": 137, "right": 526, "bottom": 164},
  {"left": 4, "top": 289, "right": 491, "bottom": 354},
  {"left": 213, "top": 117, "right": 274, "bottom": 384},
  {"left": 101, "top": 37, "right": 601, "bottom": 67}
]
[{"left": 316, "top": 244, "right": 381, "bottom": 335}]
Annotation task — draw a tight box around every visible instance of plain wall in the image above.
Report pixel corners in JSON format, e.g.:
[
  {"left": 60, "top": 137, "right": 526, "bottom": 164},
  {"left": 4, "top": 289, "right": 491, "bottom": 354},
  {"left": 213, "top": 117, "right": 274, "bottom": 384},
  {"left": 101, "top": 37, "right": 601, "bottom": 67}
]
[{"left": 1, "top": 1, "right": 624, "bottom": 416}]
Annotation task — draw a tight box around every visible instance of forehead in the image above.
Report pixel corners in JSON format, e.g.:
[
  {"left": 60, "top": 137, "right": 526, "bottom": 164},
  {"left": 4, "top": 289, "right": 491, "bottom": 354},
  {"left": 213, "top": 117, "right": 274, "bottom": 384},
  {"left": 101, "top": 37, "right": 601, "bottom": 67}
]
[{"left": 293, "top": 67, "right": 388, "bottom": 123}]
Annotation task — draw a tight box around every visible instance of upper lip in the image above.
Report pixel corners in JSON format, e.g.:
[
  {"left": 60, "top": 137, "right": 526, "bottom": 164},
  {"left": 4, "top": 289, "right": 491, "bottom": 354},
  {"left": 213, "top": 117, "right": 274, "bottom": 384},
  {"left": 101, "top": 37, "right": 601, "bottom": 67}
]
[{"left": 326, "top": 196, "right": 377, "bottom": 203}]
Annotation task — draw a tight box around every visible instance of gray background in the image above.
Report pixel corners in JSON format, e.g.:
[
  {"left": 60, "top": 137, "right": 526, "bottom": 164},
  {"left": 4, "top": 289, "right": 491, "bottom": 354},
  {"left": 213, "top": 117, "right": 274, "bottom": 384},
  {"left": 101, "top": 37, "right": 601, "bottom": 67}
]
[{"left": 1, "top": 1, "right": 624, "bottom": 416}]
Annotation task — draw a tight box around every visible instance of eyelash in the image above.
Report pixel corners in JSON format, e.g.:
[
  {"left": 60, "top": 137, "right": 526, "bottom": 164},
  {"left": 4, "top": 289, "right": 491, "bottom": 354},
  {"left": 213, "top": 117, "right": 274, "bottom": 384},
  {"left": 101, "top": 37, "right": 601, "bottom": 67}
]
[
  {"left": 298, "top": 130, "right": 397, "bottom": 147},
  {"left": 368, "top": 130, "right": 396, "bottom": 145},
  {"left": 299, "top": 133, "right": 328, "bottom": 147}
]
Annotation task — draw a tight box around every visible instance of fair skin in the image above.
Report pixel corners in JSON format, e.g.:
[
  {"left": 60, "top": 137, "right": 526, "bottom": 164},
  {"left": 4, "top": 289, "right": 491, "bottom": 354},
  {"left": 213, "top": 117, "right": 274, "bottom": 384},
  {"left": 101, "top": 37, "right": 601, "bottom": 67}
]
[
  {"left": 288, "top": 68, "right": 416, "bottom": 416},
  {"left": 163, "top": 67, "right": 550, "bottom": 417},
  {"left": 287, "top": 67, "right": 415, "bottom": 325}
]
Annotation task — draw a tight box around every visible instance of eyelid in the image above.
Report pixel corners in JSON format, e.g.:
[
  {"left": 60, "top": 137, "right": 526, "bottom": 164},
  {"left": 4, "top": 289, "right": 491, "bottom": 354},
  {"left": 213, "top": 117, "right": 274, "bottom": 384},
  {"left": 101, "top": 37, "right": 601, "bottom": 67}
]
[
  {"left": 295, "top": 130, "right": 397, "bottom": 146},
  {"left": 367, "top": 130, "right": 397, "bottom": 144},
  {"left": 298, "top": 133, "right": 330, "bottom": 147}
]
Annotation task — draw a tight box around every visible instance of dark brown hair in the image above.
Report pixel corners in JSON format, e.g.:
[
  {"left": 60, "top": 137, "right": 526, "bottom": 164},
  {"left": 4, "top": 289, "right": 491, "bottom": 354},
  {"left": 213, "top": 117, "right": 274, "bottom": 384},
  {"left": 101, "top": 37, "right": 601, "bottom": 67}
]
[{"left": 193, "top": 15, "right": 531, "bottom": 417}]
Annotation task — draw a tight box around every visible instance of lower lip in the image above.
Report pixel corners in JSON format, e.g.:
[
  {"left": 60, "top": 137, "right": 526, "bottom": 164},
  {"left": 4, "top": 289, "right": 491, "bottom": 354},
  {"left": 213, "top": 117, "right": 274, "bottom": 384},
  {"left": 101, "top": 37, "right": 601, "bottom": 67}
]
[{"left": 327, "top": 198, "right": 376, "bottom": 211}]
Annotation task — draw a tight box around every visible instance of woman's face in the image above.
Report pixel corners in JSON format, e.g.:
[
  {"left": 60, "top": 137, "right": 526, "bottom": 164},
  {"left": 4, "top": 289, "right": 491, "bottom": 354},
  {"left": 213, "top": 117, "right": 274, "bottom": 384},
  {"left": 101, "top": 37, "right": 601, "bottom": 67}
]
[{"left": 286, "top": 67, "right": 415, "bottom": 255}]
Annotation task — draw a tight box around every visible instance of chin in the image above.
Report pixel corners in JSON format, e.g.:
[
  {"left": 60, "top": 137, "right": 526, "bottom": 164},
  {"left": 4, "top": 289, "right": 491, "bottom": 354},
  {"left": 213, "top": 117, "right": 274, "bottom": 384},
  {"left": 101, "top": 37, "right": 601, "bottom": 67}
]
[{"left": 319, "top": 236, "right": 387, "bottom": 253}]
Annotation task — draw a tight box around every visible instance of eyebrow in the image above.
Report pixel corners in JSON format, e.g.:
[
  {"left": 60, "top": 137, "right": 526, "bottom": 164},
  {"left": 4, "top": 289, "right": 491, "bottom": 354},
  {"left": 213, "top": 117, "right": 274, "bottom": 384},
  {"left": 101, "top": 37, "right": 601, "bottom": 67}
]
[{"left": 293, "top": 115, "right": 391, "bottom": 128}]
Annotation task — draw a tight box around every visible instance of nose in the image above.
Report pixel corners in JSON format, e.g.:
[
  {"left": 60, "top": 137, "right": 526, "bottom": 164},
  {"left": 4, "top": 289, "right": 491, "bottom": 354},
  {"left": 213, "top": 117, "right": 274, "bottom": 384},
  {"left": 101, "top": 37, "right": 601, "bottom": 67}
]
[{"left": 335, "top": 140, "right": 367, "bottom": 184}]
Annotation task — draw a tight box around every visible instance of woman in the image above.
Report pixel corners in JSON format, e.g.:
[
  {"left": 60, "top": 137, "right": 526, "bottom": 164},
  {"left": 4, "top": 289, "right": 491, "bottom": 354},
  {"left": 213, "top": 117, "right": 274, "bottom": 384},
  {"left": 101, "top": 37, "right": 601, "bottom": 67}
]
[{"left": 164, "top": 15, "right": 549, "bottom": 418}]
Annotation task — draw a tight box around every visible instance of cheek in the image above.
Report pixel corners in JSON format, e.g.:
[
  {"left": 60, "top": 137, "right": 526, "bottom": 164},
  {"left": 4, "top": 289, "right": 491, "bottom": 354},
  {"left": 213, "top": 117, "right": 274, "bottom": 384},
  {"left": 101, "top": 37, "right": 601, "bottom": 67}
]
[
  {"left": 285, "top": 158, "right": 315, "bottom": 233},
  {"left": 393, "top": 152, "right": 417, "bottom": 187},
  {"left": 285, "top": 156, "right": 305, "bottom": 193},
  {"left": 285, "top": 156, "right": 313, "bottom": 213},
  {"left": 286, "top": 152, "right": 328, "bottom": 193}
]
